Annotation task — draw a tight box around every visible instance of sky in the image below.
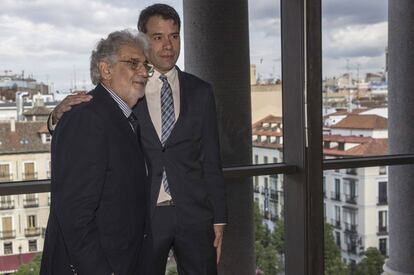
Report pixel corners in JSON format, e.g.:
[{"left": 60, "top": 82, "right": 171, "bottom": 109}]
[{"left": 0, "top": 0, "right": 388, "bottom": 95}]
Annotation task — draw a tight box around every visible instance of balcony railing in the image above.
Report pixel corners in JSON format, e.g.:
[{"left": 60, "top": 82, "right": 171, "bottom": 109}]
[
  {"left": 330, "top": 218, "right": 341, "bottom": 229},
  {"left": 346, "top": 168, "right": 357, "bottom": 175},
  {"left": 25, "top": 227, "right": 41, "bottom": 237},
  {"left": 0, "top": 200, "right": 15, "bottom": 210},
  {"left": 345, "top": 194, "right": 357, "bottom": 205},
  {"left": 0, "top": 173, "right": 13, "bottom": 182},
  {"left": 22, "top": 172, "right": 38, "bottom": 181},
  {"left": 377, "top": 197, "right": 388, "bottom": 205},
  {"left": 344, "top": 222, "right": 357, "bottom": 233},
  {"left": 330, "top": 192, "right": 341, "bottom": 201},
  {"left": 0, "top": 230, "right": 16, "bottom": 240},
  {"left": 23, "top": 197, "right": 39, "bottom": 208},
  {"left": 253, "top": 186, "right": 260, "bottom": 193},
  {"left": 377, "top": 226, "right": 388, "bottom": 236}
]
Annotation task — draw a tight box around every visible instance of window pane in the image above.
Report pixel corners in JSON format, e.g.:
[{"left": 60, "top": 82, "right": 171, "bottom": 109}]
[
  {"left": 254, "top": 174, "right": 285, "bottom": 274},
  {"left": 249, "top": 0, "right": 283, "bottom": 165},
  {"left": 322, "top": 0, "right": 389, "bottom": 158},
  {"left": 324, "top": 166, "right": 389, "bottom": 272}
]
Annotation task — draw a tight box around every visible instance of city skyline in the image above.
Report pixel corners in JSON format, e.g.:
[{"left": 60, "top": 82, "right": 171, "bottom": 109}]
[{"left": 0, "top": 0, "right": 387, "bottom": 94}]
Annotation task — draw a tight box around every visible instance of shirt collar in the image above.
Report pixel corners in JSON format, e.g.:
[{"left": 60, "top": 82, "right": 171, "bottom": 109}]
[
  {"left": 101, "top": 83, "right": 132, "bottom": 118},
  {"left": 150, "top": 66, "right": 178, "bottom": 84}
]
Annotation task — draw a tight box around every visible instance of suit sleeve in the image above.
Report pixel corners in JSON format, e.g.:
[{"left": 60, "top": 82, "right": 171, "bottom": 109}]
[
  {"left": 201, "top": 85, "right": 227, "bottom": 224},
  {"left": 52, "top": 107, "right": 112, "bottom": 274},
  {"left": 47, "top": 112, "right": 55, "bottom": 135}
]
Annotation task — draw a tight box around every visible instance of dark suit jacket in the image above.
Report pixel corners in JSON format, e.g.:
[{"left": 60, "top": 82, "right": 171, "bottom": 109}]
[
  {"left": 41, "top": 84, "right": 148, "bottom": 275},
  {"left": 135, "top": 67, "right": 227, "bottom": 225}
]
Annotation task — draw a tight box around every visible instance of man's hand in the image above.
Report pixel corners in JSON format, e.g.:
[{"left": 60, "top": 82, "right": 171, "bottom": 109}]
[
  {"left": 213, "top": 224, "right": 225, "bottom": 264},
  {"left": 51, "top": 92, "right": 92, "bottom": 124}
]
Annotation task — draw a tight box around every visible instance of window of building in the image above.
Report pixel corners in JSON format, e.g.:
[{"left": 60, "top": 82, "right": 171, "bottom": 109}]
[
  {"left": 0, "top": 164, "right": 11, "bottom": 182},
  {"left": 254, "top": 155, "right": 258, "bottom": 164},
  {"left": 3, "top": 242, "right": 12, "bottom": 255},
  {"left": 263, "top": 156, "right": 268, "bottom": 164},
  {"left": 27, "top": 215, "right": 37, "bottom": 228},
  {"left": 0, "top": 196, "right": 14, "bottom": 209},
  {"left": 29, "top": 240, "right": 37, "bottom": 252},
  {"left": 378, "top": 181, "right": 388, "bottom": 205},
  {"left": 335, "top": 206, "right": 341, "bottom": 228},
  {"left": 378, "top": 210, "right": 388, "bottom": 233},
  {"left": 379, "top": 238, "right": 387, "bottom": 256},
  {"left": 23, "top": 162, "right": 36, "bottom": 180},
  {"left": 335, "top": 231, "right": 341, "bottom": 247},
  {"left": 332, "top": 178, "right": 341, "bottom": 201}
]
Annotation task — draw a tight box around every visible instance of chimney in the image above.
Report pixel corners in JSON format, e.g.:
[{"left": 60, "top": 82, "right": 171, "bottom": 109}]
[
  {"left": 16, "top": 91, "right": 29, "bottom": 121},
  {"left": 10, "top": 118, "right": 15, "bottom": 132}
]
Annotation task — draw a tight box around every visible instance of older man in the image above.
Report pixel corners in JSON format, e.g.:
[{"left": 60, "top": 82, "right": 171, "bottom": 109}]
[
  {"left": 49, "top": 4, "right": 227, "bottom": 275},
  {"left": 40, "top": 30, "right": 153, "bottom": 275}
]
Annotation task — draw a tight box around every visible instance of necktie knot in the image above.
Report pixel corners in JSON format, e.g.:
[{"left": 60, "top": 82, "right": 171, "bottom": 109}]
[{"left": 159, "top": 74, "right": 168, "bottom": 83}]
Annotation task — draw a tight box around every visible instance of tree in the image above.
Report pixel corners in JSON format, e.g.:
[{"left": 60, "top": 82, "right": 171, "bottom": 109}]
[
  {"left": 254, "top": 201, "right": 283, "bottom": 274},
  {"left": 354, "top": 247, "right": 385, "bottom": 275},
  {"left": 324, "top": 223, "right": 348, "bottom": 275},
  {"left": 15, "top": 254, "right": 42, "bottom": 275},
  {"left": 271, "top": 218, "right": 284, "bottom": 255}
]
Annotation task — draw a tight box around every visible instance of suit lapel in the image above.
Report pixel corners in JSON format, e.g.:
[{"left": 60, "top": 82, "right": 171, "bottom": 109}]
[
  {"left": 135, "top": 67, "right": 187, "bottom": 147},
  {"left": 94, "top": 84, "right": 140, "bottom": 151}
]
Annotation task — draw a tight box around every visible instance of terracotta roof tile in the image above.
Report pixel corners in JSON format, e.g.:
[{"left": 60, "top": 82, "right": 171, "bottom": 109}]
[
  {"left": 0, "top": 121, "right": 50, "bottom": 154},
  {"left": 331, "top": 114, "right": 387, "bottom": 129}
]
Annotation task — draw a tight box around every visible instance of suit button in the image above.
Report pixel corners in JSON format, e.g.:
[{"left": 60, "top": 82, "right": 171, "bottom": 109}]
[{"left": 144, "top": 234, "right": 148, "bottom": 238}]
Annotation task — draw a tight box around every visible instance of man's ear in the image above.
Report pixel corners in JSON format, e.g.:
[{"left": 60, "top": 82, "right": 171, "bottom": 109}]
[{"left": 99, "top": 61, "right": 111, "bottom": 81}]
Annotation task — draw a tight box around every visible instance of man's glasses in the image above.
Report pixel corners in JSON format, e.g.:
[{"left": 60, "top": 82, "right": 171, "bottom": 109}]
[{"left": 118, "top": 59, "right": 155, "bottom": 77}]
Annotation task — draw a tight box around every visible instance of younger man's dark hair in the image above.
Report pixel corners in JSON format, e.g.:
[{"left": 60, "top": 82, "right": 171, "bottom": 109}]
[{"left": 138, "top": 4, "right": 181, "bottom": 33}]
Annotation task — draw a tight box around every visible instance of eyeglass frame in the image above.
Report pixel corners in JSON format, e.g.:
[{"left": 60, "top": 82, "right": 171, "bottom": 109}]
[{"left": 118, "top": 59, "right": 155, "bottom": 77}]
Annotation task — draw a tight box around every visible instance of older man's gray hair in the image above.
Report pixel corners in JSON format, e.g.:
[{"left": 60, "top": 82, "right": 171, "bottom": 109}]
[{"left": 90, "top": 29, "right": 149, "bottom": 85}]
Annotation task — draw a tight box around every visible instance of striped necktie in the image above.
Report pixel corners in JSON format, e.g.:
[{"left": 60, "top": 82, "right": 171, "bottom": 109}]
[{"left": 160, "top": 75, "right": 175, "bottom": 195}]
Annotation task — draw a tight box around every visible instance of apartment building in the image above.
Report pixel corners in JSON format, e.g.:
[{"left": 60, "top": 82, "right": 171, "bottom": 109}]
[
  {"left": 252, "top": 115, "right": 284, "bottom": 222},
  {"left": 252, "top": 112, "right": 389, "bottom": 265},
  {"left": 0, "top": 119, "right": 50, "bottom": 272}
]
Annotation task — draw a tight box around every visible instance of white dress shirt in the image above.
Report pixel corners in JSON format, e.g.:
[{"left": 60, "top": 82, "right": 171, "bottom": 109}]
[{"left": 145, "top": 67, "right": 180, "bottom": 203}]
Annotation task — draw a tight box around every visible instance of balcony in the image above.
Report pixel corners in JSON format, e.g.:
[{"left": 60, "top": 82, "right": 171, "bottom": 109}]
[
  {"left": 22, "top": 172, "right": 38, "bottom": 181},
  {"left": 344, "top": 194, "right": 357, "bottom": 205},
  {"left": 23, "top": 197, "right": 39, "bottom": 208},
  {"left": 0, "top": 200, "right": 15, "bottom": 210},
  {"left": 345, "top": 168, "right": 357, "bottom": 175},
  {"left": 330, "top": 191, "right": 341, "bottom": 201},
  {"left": 344, "top": 222, "right": 358, "bottom": 233},
  {"left": 377, "top": 197, "right": 388, "bottom": 206},
  {"left": 377, "top": 226, "right": 388, "bottom": 236},
  {"left": 24, "top": 227, "right": 41, "bottom": 237},
  {"left": 253, "top": 186, "right": 260, "bottom": 193},
  {"left": 330, "top": 218, "right": 341, "bottom": 229},
  {"left": 0, "top": 230, "right": 16, "bottom": 240},
  {"left": 0, "top": 173, "right": 13, "bottom": 182}
]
